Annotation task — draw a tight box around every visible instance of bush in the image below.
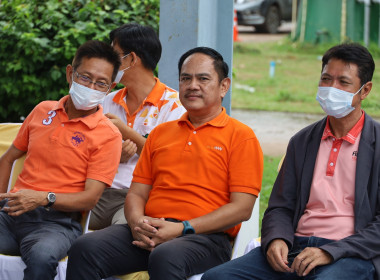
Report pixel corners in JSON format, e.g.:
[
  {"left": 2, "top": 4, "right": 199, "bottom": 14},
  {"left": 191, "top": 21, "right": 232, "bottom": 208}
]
[{"left": 0, "top": 0, "right": 159, "bottom": 122}]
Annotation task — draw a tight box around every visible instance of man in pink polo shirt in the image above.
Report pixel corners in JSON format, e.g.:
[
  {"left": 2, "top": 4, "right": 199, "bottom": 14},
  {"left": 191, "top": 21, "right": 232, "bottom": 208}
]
[
  {"left": 0, "top": 40, "right": 122, "bottom": 280},
  {"left": 203, "top": 43, "right": 380, "bottom": 280}
]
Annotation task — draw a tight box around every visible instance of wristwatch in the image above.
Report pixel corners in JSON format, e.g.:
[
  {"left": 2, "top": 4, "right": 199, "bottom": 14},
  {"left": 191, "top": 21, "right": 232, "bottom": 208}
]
[
  {"left": 45, "top": 192, "right": 56, "bottom": 209},
  {"left": 182, "top": 220, "right": 195, "bottom": 235}
]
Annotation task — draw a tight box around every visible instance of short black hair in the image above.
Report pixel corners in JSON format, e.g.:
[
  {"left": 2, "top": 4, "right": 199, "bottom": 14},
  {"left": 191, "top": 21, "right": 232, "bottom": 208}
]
[
  {"left": 322, "top": 43, "right": 375, "bottom": 85},
  {"left": 178, "top": 47, "right": 229, "bottom": 82},
  {"left": 72, "top": 40, "right": 121, "bottom": 82},
  {"left": 110, "top": 23, "right": 162, "bottom": 71}
]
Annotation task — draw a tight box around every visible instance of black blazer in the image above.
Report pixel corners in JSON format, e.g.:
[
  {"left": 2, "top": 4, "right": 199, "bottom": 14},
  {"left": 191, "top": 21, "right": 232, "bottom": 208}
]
[{"left": 261, "top": 112, "right": 380, "bottom": 279}]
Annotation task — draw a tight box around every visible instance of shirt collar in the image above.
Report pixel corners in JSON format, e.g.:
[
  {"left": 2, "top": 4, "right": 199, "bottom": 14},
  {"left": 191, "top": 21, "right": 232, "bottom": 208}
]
[
  {"left": 54, "top": 95, "right": 105, "bottom": 129},
  {"left": 178, "top": 107, "right": 229, "bottom": 129},
  {"left": 112, "top": 77, "right": 166, "bottom": 108},
  {"left": 322, "top": 111, "right": 365, "bottom": 144}
]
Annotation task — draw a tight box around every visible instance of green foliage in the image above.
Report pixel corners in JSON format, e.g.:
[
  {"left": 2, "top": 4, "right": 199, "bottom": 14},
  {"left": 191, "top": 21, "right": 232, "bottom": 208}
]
[{"left": 0, "top": 0, "right": 159, "bottom": 122}]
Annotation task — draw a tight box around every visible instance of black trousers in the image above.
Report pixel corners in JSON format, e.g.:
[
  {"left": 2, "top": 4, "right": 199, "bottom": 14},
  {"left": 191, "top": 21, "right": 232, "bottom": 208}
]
[{"left": 66, "top": 223, "right": 232, "bottom": 280}]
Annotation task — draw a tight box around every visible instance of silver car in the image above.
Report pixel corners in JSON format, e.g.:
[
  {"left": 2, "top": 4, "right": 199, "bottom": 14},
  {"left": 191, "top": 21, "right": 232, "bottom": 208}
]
[{"left": 234, "top": 0, "right": 293, "bottom": 34}]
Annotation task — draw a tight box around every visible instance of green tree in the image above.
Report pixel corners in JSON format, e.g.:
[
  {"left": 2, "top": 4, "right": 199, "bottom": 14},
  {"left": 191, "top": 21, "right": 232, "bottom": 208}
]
[{"left": 0, "top": 0, "right": 159, "bottom": 122}]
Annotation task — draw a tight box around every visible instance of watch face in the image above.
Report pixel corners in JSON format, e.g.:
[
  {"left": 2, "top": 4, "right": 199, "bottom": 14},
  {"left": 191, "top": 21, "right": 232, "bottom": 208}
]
[{"left": 48, "top": 192, "right": 56, "bottom": 203}]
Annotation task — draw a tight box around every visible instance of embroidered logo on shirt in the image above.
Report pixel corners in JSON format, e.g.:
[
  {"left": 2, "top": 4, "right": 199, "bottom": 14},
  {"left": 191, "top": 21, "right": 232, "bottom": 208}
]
[
  {"left": 352, "top": 151, "right": 358, "bottom": 161},
  {"left": 206, "top": 145, "right": 223, "bottom": 151},
  {"left": 71, "top": 132, "right": 85, "bottom": 147}
]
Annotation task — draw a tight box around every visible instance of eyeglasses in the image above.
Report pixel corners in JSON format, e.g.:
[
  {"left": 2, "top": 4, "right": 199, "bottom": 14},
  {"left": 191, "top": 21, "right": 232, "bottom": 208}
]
[{"left": 74, "top": 72, "right": 110, "bottom": 92}]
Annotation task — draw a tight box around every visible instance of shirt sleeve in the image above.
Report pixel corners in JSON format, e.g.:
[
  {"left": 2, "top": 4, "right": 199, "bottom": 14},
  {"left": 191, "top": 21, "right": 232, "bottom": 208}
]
[
  {"left": 229, "top": 134, "right": 263, "bottom": 197},
  {"left": 86, "top": 129, "right": 122, "bottom": 186},
  {"left": 132, "top": 127, "right": 155, "bottom": 186}
]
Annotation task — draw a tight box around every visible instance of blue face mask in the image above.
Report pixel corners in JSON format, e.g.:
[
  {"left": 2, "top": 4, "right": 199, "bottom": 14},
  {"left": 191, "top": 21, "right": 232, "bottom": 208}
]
[{"left": 316, "top": 84, "right": 364, "bottom": 118}]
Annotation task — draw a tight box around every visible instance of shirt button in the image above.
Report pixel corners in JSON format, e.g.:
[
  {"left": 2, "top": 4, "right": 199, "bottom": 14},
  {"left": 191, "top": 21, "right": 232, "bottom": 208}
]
[
  {"left": 188, "top": 142, "right": 192, "bottom": 146},
  {"left": 332, "top": 138, "right": 336, "bottom": 141},
  {"left": 128, "top": 123, "right": 132, "bottom": 127},
  {"left": 330, "top": 162, "right": 334, "bottom": 166},
  {"left": 61, "top": 124, "right": 64, "bottom": 127},
  {"left": 193, "top": 131, "right": 196, "bottom": 134},
  {"left": 333, "top": 148, "right": 337, "bottom": 152}
]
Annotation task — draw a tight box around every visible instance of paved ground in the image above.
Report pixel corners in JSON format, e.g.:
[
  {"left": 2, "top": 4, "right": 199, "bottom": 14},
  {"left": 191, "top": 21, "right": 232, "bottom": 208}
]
[
  {"left": 237, "top": 22, "right": 294, "bottom": 43},
  {"left": 231, "top": 109, "right": 324, "bottom": 157}
]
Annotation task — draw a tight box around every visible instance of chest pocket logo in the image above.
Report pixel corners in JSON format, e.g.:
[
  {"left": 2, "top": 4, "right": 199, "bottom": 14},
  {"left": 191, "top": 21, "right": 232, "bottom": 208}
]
[
  {"left": 42, "top": 110, "right": 57, "bottom": 125},
  {"left": 71, "top": 132, "right": 85, "bottom": 147}
]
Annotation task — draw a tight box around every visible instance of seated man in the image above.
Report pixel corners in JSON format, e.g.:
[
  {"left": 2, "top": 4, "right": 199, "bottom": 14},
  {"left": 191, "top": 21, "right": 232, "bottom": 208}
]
[
  {"left": 89, "top": 23, "right": 186, "bottom": 230},
  {"left": 66, "top": 47, "right": 264, "bottom": 280},
  {"left": 202, "top": 43, "right": 380, "bottom": 280},
  {"left": 0, "top": 40, "right": 122, "bottom": 280}
]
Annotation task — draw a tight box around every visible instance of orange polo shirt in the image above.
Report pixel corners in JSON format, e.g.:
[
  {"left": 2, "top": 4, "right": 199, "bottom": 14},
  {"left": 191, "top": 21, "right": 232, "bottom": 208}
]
[
  {"left": 12, "top": 95, "right": 122, "bottom": 194},
  {"left": 132, "top": 108, "right": 263, "bottom": 237}
]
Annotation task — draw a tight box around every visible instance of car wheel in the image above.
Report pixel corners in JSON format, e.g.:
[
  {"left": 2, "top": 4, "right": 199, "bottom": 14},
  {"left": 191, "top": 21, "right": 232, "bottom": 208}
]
[{"left": 255, "top": 5, "right": 280, "bottom": 34}]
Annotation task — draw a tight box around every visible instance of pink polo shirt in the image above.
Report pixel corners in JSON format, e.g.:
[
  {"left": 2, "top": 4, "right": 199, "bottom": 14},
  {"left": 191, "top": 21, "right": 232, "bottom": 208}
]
[{"left": 295, "top": 113, "right": 365, "bottom": 240}]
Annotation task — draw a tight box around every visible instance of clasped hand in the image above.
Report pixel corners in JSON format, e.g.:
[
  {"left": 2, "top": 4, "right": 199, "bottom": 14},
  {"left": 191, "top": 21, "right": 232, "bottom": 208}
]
[
  {"left": 0, "top": 189, "right": 46, "bottom": 216},
  {"left": 266, "top": 239, "right": 333, "bottom": 276},
  {"left": 131, "top": 217, "right": 183, "bottom": 251}
]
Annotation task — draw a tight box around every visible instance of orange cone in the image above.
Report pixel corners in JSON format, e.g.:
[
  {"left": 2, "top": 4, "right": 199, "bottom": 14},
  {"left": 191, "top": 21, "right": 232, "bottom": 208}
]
[{"left": 233, "top": 9, "right": 240, "bottom": 42}]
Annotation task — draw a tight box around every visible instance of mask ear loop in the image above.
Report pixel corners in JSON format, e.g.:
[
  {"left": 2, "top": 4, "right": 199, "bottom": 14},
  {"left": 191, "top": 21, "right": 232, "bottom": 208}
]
[
  {"left": 119, "top": 53, "right": 132, "bottom": 72},
  {"left": 354, "top": 83, "right": 366, "bottom": 96}
]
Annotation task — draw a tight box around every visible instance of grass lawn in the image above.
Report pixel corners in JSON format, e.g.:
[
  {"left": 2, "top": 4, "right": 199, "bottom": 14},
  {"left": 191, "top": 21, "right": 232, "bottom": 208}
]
[
  {"left": 260, "top": 155, "right": 282, "bottom": 230},
  {"left": 232, "top": 38, "right": 380, "bottom": 117},
  {"left": 234, "top": 38, "right": 380, "bottom": 232}
]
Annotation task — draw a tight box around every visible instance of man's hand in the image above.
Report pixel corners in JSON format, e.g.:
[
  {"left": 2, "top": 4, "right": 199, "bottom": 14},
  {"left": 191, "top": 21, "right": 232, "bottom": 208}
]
[
  {"left": 131, "top": 218, "right": 183, "bottom": 251},
  {"left": 130, "top": 216, "right": 160, "bottom": 251},
  {"left": 266, "top": 239, "right": 292, "bottom": 273},
  {"left": 141, "top": 219, "right": 183, "bottom": 248},
  {"left": 120, "top": 139, "right": 137, "bottom": 163},
  {"left": 291, "top": 247, "right": 333, "bottom": 277},
  {"left": 105, "top": 113, "right": 126, "bottom": 133},
  {"left": 0, "top": 189, "right": 47, "bottom": 216}
]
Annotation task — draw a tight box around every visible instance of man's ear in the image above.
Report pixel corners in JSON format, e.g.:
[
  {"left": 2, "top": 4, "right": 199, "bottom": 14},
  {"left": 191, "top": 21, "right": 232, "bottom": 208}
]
[
  {"left": 66, "top": 64, "right": 73, "bottom": 86},
  {"left": 220, "top": 77, "right": 231, "bottom": 99},
  {"left": 360, "top": 81, "right": 372, "bottom": 101},
  {"left": 130, "top": 52, "right": 138, "bottom": 67}
]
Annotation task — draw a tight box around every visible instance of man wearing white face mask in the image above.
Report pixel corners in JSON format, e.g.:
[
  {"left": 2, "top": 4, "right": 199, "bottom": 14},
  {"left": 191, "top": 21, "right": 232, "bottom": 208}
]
[
  {"left": 202, "top": 43, "right": 380, "bottom": 280},
  {"left": 0, "top": 40, "right": 122, "bottom": 280},
  {"left": 89, "top": 23, "right": 186, "bottom": 230}
]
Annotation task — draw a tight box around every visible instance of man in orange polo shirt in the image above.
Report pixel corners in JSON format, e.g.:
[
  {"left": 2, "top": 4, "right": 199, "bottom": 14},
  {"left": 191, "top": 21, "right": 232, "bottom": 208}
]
[
  {"left": 203, "top": 44, "right": 380, "bottom": 280},
  {"left": 66, "top": 47, "right": 264, "bottom": 280},
  {"left": 0, "top": 40, "right": 122, "bottom": 280},
  {"left": 89, "top": 23, "right": 186, "bottom": 230}
]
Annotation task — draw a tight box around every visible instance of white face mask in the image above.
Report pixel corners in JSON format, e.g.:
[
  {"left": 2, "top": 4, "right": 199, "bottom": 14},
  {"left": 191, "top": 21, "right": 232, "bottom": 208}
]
[
  {"left": 316, "top": 84, "right": 364, "bottom": 118},
  {"left": 69, "top": 81, "right": 106, "bottom": 111},
  {"left": 114, "top": 53, "right": 131, "bottom": 83}
]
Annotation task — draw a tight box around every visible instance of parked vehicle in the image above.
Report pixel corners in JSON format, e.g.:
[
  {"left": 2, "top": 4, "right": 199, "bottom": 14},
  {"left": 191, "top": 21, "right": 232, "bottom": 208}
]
[{"left": 234, "top": 0, "right": 293, "bottom": 34}]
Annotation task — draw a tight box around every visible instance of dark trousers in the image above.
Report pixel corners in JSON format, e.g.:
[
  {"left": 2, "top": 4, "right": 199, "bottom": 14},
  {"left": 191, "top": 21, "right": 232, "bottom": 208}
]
[
  {"left": 66, "top": 223, "right": 232, "bottom": 280},
  {"left": 202, "top": 236, "right": 375, "bottom": 280},
  {"left": 0, "top": 206, "right": 82, "bottom": 280}
]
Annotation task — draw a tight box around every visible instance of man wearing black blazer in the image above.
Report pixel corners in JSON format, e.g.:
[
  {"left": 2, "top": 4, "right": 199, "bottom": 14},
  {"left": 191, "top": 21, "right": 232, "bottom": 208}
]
[{"left": 202, "top": 43, "right": 380, "bottom": 280}]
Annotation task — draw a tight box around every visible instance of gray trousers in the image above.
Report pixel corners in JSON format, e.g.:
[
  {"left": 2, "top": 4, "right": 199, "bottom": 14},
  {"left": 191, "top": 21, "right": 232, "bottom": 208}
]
[
  {"left": 66, "top": 224, "right": 232, "bottom": 280},
  {"left": 89, "top": 188, "right": 129, "bottom": 230}
]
